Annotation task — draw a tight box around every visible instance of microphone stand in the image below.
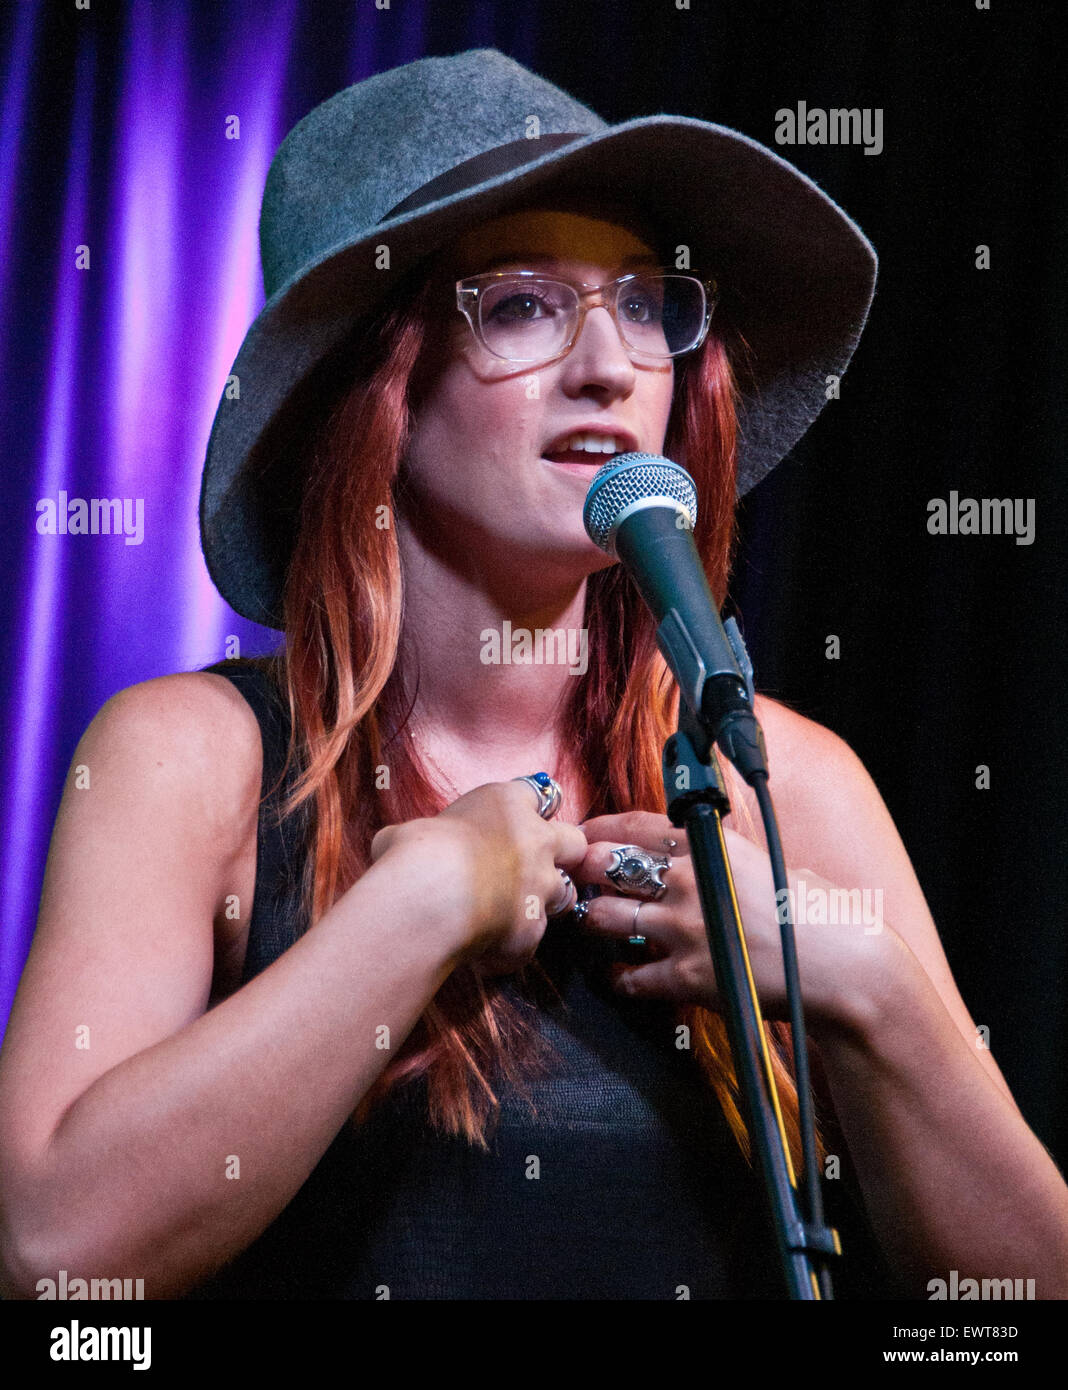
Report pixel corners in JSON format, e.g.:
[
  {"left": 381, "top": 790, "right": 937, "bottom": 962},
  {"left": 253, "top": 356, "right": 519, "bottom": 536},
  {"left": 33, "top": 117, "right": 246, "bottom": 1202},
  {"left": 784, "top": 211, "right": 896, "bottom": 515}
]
[{"left": 662, "top": 702, "right": 840, "bottom": 1299}]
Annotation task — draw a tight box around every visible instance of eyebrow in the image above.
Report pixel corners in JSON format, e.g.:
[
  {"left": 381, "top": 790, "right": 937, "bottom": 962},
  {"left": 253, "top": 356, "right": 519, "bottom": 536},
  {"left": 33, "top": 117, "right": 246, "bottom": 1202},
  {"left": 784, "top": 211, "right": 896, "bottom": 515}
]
[{"left": 470, "top": 251, "right": 662, "bottom": 275}]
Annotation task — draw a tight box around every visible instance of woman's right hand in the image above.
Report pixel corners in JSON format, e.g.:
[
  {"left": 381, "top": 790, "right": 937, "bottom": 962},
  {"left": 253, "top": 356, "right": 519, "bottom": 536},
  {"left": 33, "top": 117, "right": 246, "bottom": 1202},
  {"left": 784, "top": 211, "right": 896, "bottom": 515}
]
[{"left": 369, "top": 781, "right": 589, "bottom": 976}]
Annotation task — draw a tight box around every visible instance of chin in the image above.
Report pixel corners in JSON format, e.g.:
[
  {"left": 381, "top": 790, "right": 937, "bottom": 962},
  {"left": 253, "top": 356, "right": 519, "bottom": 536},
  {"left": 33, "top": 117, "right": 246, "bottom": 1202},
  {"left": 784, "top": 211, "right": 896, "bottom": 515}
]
[
  {"left": 511, "top": 521, "right": 612, "bottom": 568},
  {"left": 562, "top": 536, "right": 618, "bottom": 576}
]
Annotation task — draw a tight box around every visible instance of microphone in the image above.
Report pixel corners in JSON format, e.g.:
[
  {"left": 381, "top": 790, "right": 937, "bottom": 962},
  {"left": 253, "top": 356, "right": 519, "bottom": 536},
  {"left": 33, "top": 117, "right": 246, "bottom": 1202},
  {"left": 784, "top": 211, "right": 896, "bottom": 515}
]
[{"left": 583, "top": 452, "right": 768, "bottom": 782}]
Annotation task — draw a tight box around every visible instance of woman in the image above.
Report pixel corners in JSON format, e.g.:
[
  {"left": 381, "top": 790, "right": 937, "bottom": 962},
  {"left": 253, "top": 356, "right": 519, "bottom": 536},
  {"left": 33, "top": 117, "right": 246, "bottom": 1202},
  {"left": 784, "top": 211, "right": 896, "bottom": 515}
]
[{"left": 2, "top": 50, "right": 1067, "bottom": 1301}]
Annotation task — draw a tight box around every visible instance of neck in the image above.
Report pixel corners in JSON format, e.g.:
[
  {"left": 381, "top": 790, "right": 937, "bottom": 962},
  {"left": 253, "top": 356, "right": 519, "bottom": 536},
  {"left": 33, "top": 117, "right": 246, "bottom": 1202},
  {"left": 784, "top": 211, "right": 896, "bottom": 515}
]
[{"left": 394, "top": 514, "right": 591, "bottom": 776}]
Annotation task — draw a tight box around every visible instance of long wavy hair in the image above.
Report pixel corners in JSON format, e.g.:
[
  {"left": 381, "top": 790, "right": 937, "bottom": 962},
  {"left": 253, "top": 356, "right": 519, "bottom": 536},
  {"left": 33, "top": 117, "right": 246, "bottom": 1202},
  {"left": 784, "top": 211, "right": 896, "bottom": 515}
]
[{"left": 257, "top": 261, "right": 819, "bottom": 1174}]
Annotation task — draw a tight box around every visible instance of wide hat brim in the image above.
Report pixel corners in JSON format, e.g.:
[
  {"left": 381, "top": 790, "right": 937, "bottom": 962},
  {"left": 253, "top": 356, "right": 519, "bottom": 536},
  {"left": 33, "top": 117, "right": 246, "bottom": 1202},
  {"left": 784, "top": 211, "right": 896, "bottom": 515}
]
[{"left": 201, "top": 111, "right": 876, "bottom": 630}]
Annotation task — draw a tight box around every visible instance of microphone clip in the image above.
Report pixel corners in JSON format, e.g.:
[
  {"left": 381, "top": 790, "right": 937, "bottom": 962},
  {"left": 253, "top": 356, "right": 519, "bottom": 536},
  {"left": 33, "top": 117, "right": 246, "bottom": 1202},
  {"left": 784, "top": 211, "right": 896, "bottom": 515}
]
[{"left": 663, "top": 710, "right": 732, "bottom": 825}]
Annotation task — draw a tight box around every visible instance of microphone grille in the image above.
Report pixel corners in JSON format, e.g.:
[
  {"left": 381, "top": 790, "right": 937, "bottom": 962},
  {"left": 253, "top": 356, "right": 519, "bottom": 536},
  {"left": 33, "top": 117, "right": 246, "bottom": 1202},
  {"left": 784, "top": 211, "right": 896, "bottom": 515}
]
[{"left": 582, "top": 452, "right": 698, "bottom": 554}]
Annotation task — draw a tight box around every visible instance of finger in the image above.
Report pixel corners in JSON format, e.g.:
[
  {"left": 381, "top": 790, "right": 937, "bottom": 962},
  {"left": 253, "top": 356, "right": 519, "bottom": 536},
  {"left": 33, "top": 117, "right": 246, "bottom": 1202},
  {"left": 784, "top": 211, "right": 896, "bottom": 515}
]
[
  {"left": 580, "top": 892, "right": 671, "bottom": 948},
  {"left": 546, "top": 872, "right": 579, "bottom": 918},
  {"left": 579, "top": 811, "right": 687, "bottom": 855},
  {"left": 575, "top": 840, "right": 681, "bottom": 899},
  {"left": 549, "top": 820, "right": 593, "bottom": 871},
  {"left": 510, "top": 773, "right": 562, "bottom": 821},
  {"left": 608, "top": 957, "right": 684, "bottom": 1000},
  {"left": 500, "top": 782, "right": 587, "bottom": 867},
  {"left": 497, "top": 783, "right": 584, "bottom": 856},
  {"left": 370, "top": 824, "right": 398, "bottom": 862}
]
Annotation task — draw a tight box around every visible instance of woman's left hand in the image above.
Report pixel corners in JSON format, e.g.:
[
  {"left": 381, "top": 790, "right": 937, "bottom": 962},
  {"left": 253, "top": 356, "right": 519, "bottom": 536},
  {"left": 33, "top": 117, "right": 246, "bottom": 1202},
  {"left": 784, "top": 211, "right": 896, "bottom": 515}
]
[{"left": 574, "top": 811, "right": 889, "bottom": 1036}]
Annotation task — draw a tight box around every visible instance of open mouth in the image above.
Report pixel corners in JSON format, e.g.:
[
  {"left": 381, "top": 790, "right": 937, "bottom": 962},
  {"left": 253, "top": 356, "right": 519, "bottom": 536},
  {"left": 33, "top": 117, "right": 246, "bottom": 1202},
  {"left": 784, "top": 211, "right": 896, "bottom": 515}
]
[
  {"left": 543, "top": 432, "right": 634, "bottom": 467},
  {"left": 544, "top": 450, "right": 614, "bottom": 467}
]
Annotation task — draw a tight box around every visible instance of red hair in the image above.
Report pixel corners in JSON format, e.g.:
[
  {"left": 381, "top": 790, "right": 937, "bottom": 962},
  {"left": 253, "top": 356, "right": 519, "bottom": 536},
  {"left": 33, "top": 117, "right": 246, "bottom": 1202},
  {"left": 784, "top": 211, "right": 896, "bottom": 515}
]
[{"left": 267, "top": 276, "right": 819, "bottom": 1171}]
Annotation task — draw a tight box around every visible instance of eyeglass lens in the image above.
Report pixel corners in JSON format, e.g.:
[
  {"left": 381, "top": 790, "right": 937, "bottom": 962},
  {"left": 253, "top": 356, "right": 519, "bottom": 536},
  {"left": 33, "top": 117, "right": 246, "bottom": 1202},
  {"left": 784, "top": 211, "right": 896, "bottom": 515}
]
[{"left": 476, "top": 275, "right": 705, "bottom": 362}]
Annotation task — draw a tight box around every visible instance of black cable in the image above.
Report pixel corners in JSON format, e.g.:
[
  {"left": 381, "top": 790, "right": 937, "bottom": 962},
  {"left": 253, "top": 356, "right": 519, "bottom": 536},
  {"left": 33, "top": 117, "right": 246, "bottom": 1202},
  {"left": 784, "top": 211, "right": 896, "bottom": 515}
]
[{"left": 750, "top": 767, "right": 834, "bottom": 1300}]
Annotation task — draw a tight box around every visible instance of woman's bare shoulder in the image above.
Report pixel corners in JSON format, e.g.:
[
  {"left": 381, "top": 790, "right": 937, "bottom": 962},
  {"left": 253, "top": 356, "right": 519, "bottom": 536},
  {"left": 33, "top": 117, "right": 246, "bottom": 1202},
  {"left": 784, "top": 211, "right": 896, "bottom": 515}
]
[
  {"left": 81, "top": 669, "right": 264, "bottom": 873},
  {"left": 752, "top": 693, "right": 854, "bottom": 772},
  {"left": 0, "top": 671, "right": 268, "bottom": 1178},
  {"left": 95, "top": 667, "right": 262, "bottom": 768},
  {"left": 751, "top": 696, "right": 1015, "bottom": 1099},
  {"left": 752, "top": 693, "right": 872, "bottom": 801},
  {"left": 748, "top": 692, "right": 886, "bottom": 872}
]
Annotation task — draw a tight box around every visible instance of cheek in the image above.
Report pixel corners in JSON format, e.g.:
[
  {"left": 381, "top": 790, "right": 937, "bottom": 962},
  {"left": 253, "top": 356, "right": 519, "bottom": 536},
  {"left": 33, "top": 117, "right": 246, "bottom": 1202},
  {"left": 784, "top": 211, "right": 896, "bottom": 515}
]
[
  {"left": 404, "top": 366, "right": 543, "bottom": 494},
  {"left": 632, "top": 364, "right": 675, "bottom": 452},
  {"left": 657, "top": 371, "right": 676, "bottom": 437},
  {"left": 433, "top": 361, "right": 542, "bottom": 445}
]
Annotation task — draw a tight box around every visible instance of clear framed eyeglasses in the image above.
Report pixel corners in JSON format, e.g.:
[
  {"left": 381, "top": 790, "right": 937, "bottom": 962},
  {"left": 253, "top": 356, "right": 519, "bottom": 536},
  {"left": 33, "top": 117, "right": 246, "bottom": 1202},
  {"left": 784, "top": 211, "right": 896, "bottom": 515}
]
[{"left": 455, "top": 270, "right": 717, "bottom": 367}]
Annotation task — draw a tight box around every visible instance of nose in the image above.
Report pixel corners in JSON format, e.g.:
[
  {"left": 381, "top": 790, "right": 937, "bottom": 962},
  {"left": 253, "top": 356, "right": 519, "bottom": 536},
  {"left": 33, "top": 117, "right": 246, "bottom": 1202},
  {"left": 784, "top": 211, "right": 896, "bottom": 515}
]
[{"left": 558, "top": 303, "right": 636, "bottom": 400}]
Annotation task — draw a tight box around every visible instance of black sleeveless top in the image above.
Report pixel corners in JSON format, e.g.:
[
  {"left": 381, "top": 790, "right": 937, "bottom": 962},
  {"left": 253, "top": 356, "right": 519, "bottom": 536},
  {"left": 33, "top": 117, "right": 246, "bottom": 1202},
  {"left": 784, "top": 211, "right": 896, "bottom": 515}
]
[{"left": 188, "top": 658, "right": 893, "bottom": 1300}]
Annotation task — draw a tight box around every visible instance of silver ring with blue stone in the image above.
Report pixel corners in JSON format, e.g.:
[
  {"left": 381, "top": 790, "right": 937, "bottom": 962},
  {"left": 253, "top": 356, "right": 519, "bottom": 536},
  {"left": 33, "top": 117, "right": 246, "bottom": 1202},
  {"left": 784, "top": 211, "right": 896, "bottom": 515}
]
[{"left": 512, "top": 772, "right": 563, "bottom": 820}]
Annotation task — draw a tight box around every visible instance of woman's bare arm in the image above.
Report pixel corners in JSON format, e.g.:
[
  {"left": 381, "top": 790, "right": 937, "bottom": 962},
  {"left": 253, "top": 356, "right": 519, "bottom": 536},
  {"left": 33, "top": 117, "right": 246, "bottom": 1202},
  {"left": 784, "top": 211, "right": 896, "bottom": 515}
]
[
  {"left": 758, "top": 700, "right": 1068, "bottom": 1296},
  {"left": 578, "top": 699, "right": 1068, "bottom": 1295},
  {"left": 0, "top": 674, "right": 485, "bottom": 1299}
]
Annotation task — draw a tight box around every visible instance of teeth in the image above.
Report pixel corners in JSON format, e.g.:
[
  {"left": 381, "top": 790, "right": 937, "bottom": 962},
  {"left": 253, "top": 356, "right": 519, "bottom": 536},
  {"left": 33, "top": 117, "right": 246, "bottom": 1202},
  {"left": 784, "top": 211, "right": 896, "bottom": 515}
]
[{"left": 561, "top": 433, "right": 623, "bottom": 454}]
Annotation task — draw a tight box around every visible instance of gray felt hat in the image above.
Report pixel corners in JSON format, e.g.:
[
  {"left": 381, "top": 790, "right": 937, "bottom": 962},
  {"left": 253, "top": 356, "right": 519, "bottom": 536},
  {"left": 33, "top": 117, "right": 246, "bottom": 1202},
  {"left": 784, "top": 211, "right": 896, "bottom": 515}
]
[{"left": 200, "top": 48, "right": 877, "bottom": 630}]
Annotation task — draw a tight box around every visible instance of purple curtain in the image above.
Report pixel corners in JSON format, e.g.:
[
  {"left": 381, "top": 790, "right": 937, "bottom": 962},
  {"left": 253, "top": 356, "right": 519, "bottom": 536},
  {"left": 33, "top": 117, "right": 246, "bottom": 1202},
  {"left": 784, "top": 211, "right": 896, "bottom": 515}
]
[{"left": 0, "top": 0, "right": 463, "bottom": 1023}]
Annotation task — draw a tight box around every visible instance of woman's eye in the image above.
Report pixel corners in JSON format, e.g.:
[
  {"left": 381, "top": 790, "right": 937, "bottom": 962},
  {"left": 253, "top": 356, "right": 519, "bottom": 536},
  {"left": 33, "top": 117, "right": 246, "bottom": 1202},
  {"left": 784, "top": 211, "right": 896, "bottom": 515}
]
[
  {"left": 486, "top": 289, "right": 563, "bottom": 323},
  {"left": 621, "top": 292, "right": 658, "bottom": 323},
  {"left": 490, "top": 293, "right": 545, "bottom": 321}
]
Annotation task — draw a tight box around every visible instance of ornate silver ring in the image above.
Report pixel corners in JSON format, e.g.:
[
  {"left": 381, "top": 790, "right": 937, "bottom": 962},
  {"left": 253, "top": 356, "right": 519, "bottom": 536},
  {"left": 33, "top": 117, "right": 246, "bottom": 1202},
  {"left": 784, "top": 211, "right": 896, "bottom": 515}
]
[{"left": 605, "top": 845, "right": 671, "bottom": 900}]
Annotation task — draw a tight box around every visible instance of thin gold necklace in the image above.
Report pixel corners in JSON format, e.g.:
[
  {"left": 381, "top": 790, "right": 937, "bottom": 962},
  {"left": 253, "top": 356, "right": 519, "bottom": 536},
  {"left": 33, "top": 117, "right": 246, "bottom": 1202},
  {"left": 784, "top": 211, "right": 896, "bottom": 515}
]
[
  {"left": 419, "top": 744, "right": 467, "bottom": 801},
  {"left": 420, "top": 743, "right": 561, "bottom": 798},
  {"left": 418, "top": 742, "right": 594, "bottom": 822}
]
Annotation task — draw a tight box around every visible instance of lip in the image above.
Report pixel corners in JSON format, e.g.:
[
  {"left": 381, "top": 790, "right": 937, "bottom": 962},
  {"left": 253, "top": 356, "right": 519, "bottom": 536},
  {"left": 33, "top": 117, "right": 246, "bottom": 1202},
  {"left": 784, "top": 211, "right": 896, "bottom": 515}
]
[
  {"left": 543, "top": 458, "right": 607, "bottom": 476},
  {"left": 542, "top": 424, "right": 640, "bottom": 457}
]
